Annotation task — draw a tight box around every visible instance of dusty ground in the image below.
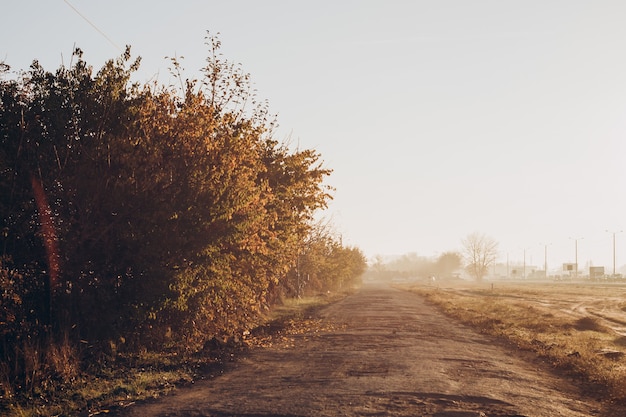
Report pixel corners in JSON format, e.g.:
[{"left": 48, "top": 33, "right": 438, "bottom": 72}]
[
  {"left": 479, "top": 281, "right": 626, "bottom": 336},
  {"left": 114, "top": 282, "right": 608, "bottom": 417}
]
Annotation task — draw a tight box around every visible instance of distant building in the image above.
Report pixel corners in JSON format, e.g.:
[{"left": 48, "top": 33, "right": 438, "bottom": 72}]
[{"left": 589, "top": 266, "right": 605, "bottom": 280}]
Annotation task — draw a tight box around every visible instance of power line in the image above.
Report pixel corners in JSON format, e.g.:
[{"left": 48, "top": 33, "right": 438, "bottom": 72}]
[{"left": 63, "top": 0, "right": 121, "bottom": 51}]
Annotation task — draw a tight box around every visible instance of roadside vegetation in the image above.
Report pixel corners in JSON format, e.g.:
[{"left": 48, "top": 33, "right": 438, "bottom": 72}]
[
  {"left": 407, "top": 281, "right": 626, "bottom": 405},
  {"left": 0, "top": 33, "right": 366, "bottom": 416},
  {"left": 367, "top": 251, "right": 462, "bottom": 281}
]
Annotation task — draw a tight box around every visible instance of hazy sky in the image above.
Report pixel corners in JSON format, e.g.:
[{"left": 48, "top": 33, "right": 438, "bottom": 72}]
[{"left": 3, "top": 1, "right": 626, "bottom": 272}]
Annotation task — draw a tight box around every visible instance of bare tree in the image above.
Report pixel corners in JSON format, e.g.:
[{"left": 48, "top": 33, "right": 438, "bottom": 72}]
[{"left": 461, "top": 232, "right": 499, "bottom": 281}]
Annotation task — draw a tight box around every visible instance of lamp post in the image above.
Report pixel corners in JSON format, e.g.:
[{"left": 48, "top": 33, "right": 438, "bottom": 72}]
[
  {"left": 541, "top": 243, "right": 551, "bottom": 279},
  {"left": 569, "top": 237, "right": 584, "bottom": 280},
  {"left": 606, "top": 230, "right": 623, "bottom": 277},
  {"left": 522, "top": 248, "right": 526, "bottom": 279}
]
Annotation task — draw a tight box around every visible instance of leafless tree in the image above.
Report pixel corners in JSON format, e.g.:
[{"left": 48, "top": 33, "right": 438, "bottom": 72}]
[{"left": 461, "top": 232, "right": 499, "bottom": 281}]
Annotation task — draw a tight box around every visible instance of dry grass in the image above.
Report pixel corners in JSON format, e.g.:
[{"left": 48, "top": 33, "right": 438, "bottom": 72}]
[
  {"left": 405, "top": 281, "right": 626, "bottom": 402},
  {"left": 270, "top": 291, "right": 346, "bottom": 320},
  {"left": 4, "top": 349, "right": 196, "bottom": 417},
  {"left": 3, "top": 290, "right": 352, "bottom": 417}
]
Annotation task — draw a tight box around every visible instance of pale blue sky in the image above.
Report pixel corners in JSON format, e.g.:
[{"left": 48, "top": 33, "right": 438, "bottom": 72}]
[{"left": 3, "top": 1, "right": 626, "bottom": 272}]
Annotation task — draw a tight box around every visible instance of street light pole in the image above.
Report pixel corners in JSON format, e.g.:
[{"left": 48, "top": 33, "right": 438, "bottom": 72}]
[
  {"left": 606, "top": 230, "right": 623, "bottom": 276},
  {"left": 570, "top": 237, "right": 584, "bottom": 280},
  {"left": 523, "top": 248, "right": 526, "bottom": 279},
  {"left": 575, "top": 239, "right": 578, "bottom": 280},
  {"left": 542, "top": 243, "right": 551, "bottom": 279}
]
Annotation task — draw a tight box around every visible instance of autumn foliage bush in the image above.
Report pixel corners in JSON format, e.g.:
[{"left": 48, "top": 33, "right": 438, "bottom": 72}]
[{"left": 0, "top": 34, "right": 366, "bottom": 408}]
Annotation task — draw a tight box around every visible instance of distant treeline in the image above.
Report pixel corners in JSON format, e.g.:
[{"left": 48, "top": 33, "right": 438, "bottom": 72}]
[
  {"left": 0, "top": 36, "right": 365, "bottom": 400},
  {"left": 368, "top": 252, "right": 462, "bottom": 280}
]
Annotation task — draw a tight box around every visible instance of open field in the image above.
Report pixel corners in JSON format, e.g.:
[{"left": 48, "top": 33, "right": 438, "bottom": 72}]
[{"left": 404, "top": 279, "right": 626, "bottom": 405}]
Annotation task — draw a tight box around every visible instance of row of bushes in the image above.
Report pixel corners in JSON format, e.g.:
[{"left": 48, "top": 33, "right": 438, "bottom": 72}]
[{"left": 0, "top": 34, "right": 366, "bottom": 406}]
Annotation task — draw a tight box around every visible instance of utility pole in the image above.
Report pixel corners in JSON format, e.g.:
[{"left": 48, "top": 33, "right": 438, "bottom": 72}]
[
  {"left": 523, "top": 248, "right": 526, "bottom": 279},
  {"left": 569, "top": 237, "right": 584, "bottom": 280},
  {"left": 606, "top": 230, "right": 623, "bottom": 276},
  {"left": 541, "top": 243, "right": 551, "bottom": 279},
  {"left": 575, "top": 239, "right": 578, "bottom": 280}
]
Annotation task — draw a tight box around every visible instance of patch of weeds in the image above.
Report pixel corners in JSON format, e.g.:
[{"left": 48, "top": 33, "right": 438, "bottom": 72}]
[
  {"left": 574, "top": 317, "right": 607, "bottom": 332},
  {"left": 3, "top": 290, "right": 349, "bottom": 417},
  {"left": 613, "top": 336, "right": 626, "bottom": 347}
]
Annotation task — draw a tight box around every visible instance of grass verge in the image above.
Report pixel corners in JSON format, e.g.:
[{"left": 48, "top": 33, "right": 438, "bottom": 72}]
[{"left": 3, "top": 290, "right": 351, "bottom": 417}]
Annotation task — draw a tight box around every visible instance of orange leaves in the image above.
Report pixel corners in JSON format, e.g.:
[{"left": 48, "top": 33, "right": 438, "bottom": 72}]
[{"left": 0, "top": 33, "right": 359, "bottom": 367}]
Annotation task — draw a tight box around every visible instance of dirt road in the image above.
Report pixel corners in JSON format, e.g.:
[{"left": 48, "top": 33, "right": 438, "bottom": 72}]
[{"left": 117, "top": 282, "right": 605, "bottom": 416}]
